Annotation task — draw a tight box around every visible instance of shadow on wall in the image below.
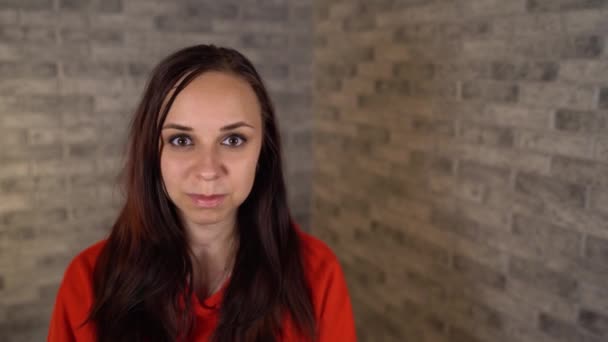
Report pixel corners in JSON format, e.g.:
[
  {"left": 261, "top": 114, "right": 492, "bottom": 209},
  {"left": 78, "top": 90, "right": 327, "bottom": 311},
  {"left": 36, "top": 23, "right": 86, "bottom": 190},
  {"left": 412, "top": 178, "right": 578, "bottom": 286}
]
[{"left": 313, "top": 1, "right": 608, "bottom": 342}]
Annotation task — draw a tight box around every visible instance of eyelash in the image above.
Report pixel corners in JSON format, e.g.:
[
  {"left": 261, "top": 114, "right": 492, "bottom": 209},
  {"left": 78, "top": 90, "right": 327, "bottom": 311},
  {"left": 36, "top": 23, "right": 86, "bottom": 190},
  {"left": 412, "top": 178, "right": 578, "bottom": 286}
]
[{"left": 167, "top": 134, "right": 248, "bottom": 148}]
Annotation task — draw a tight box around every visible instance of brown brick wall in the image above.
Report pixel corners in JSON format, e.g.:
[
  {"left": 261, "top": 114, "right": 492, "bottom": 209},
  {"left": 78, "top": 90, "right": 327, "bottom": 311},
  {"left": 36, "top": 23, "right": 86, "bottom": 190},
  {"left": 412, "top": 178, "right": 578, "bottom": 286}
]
[{"left": 313, "top": 1, "right": 608, "bottom": 341}]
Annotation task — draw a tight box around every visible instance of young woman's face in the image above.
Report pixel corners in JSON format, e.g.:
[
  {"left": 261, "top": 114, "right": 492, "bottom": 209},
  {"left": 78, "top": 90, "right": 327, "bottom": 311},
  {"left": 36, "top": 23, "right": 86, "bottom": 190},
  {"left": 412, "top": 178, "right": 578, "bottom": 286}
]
[{"left": 160, "top": 71, "right": 263, "bottom": 229}]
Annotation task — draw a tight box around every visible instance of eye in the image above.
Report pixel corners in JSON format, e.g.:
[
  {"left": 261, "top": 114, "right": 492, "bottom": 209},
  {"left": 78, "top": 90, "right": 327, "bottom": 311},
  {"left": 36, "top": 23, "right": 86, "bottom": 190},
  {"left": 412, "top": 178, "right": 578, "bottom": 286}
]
[
  {"left": 222, "top": 134, "right": 247, "bottom": 147},
  {"left": 169, "top": 135, "right": 193, "bottom": 147}
]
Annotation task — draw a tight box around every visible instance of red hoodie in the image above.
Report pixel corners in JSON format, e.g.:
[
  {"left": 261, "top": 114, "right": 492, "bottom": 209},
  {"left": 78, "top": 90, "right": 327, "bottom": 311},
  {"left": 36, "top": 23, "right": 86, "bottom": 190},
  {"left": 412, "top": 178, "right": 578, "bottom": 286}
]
[{"left": 48, "top": 228, "right": 357, "bottom": 341}]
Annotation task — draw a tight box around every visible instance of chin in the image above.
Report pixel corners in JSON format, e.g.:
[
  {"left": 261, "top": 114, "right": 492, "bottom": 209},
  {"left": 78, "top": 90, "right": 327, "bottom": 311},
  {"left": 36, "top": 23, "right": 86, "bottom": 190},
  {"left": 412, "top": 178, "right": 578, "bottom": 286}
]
[{"left": 182, "top": 207, "right": 232, "bottom": 225}]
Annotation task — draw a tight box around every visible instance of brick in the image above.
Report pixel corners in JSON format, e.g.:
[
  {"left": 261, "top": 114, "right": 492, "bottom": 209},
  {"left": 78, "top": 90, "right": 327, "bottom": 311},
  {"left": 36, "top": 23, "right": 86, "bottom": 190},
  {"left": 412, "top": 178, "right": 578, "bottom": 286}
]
[
  {"left": 599, "top": 88, "right": 608, "bottom": 109},
  {"left": 393, "top": 22, "right": 438, "bottom": 42},
  {"left": 446, "top": 295, "right": 504, "bottom": 331},
  {"left": 0, "top": 129, "right": 26, "bottom": 145},
  {"left": 431, "top": 206, "right": 501, "bottom": 245},
  {"left": 593, "top": 137, "right": 608, "bottom": 162},
  {"left": 0, "top": 10, "right": 17, "bottom": 25},
  {"left": 374, "top": 79, "right": 409, "bottom": 94},
  {"left": 551, "top": 156, "right": 608, "bottom": 186},
  {"left": 19, "top": 10, "right": 87, "bottom": 28},
  {"left": 439, "top": 20, "right": 491, "bottom": 40},
  {"left": 516, "top": 130, "right": 594, "bottom": 159},
  {"left": 155, "top": 15, "right": 213, "bottom": 32},
  {"left": 0, "top": 144, "right": 62, "bottom": 162},
  {"left": 458, "top": 160, "right": 511, "bottom": 188},
  {"left": 589, "top": 186, "right": 608, "bottom": 215},
  {"left": 0, "top": 26, "right": 20, "bottom": 42},
  {"left": 493, "top": 13, "right": 562, "bottom": 37},
  {"left": 539, "top": 313, "right": 602, "bottom": 342},
  {"left": 63, "top": 61, "right": 123, "bottom": 78},
  {"left": 509, "top": 256, "right": 578, "bottom": 299},
  {"left": 467, "top": 0, "right": 527, "bottom": 15},
  {"left": 449, "top": 326, "right": 484, "bottom": 342},
  {"left": 560, "top": 60, "right": 608, "bottom": 83},
  {"left": 0, "top": 113, "right": 61, "bottom": 128},
  {"left": 59, "top": 0, "right": 88, "bottom": 10},
  {"left": 527, "top": 0, "right": 608, "bottom": 12},
  {"left": 410, "top": 117, "right": 455, "bottom": 137},
  {"left": 67, "top": 144, "right": 98, "bottom": 158},
  {"left": 290, "top": 4, "right": 311, "bottom": 24},
  {"left": 561, "top": 9, "right": 608, "bottom": 34},
  {"left": 462, "top": 81, "right": 518, "bottom": 102},
  {"left": 393, "top": 62, "right": 435, "bottom": 80},
  {"left": 343, "top": 15, "right": 375, "bottom": 32},
  {"left": 0, "top": 0, "right": 52, "bottom": 10},
  {"left": 491, "top": 61, "right": 558, "bottom": 82},
  {"left": 3, "top": 208, "right": 68, "bottom": 226},
  {"left": 512, "top": 214, "right": 582, "bottom": 260},
  {"left": 0, "top": 61, "right": 57, "bottom": 78},
  {"left": 379, "top": 223, "right": 449, "bottom": 264},
  {"left": 452, "top": 254, "right": 507, "bottom": 289},
  {"left": 458, "top": 123, "right": 514, "bottom": 148},
  {"left": 60, "top": 28, "right": 123, "bottom": 45},
  {"left": 60, "top": 0, "right": 122, "bottom": 12},
  {"left": 257, "top": 63, "right": 289, "bottom": 80},
  {"left": 242, "top": 5, "right": 288, "bottom": 21},
  {"left": 27, "top": 128, "right": 61, "bottom": 145},
  {"left": 463, "top": 40, "right": 510, "bottom": 59},
  {"left": 0, "top": 162, "right": 29, "bottom": 180},
  {"left": 411, "top": 80, "right": 458, "bottom": 99},
  {"left": 579, "top": 309, "right": 608, "bottom": 337},
  {"left": 15, "top": 94, "right": 94, "bottom": 114},
  {"left": 241, "top": 33, "right": 287, "bottom": 48},
  {"left": 0, "top": 176, "right": 65, "bottom": 193},
  {"left": 97, "top": 0, "right": 122, "bottom": 13},
  {"left": 519, "top": 83, "right": 596, "bottom": 110},
  {"left": 436, "top": 60, "right": 492, "bottom": 79},
  {"left": 455, "top": 143, "right": 551, "bottom": 174},
  {"left": 0, "top": 26, "right": 55, "bottom": 43},
  {"left": 32, "top": 159, "right": 96, "bottom": 176},
  {"left": 0, "top": 193, "right": 29, "bottom": 213},
  {"left": 515, "top": 172, "right": 586, "bottom": 208},
  {"left": 408, "top": 150, "right": 453, "bottom": 174},
  {"left": 584, "top": 236, "right": 608, "bottom": 267},
  {"left": 562, "top": 35, "right": 604, "bottom": 58},
  {"left": 555, "top": 110, "right": 608, "bottom": 133},
  {"left": 470, "top": 104, "right": 552, "bottom": 129}
]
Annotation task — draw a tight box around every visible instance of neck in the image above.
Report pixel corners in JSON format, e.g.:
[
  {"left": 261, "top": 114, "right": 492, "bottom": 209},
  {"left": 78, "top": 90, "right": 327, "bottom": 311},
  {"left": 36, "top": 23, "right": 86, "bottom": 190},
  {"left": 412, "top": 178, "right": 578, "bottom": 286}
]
[{"left": 185, "top": 215, "right": 239, "bottom": 298}]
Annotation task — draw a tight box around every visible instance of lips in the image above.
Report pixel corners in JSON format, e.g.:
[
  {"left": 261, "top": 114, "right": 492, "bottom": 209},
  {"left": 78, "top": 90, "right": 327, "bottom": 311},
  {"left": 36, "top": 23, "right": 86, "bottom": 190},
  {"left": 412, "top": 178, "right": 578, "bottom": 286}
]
[{"left": 188, "top": 194, "right": 226, "bottom": 208}]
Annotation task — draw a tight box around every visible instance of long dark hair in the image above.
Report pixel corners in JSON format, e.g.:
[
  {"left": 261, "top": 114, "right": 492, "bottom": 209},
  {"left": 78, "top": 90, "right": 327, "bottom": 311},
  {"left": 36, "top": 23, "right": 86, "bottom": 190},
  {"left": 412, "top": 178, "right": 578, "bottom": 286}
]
[{"left": 84, "top": 45, "right": 316, "bottom": 342}]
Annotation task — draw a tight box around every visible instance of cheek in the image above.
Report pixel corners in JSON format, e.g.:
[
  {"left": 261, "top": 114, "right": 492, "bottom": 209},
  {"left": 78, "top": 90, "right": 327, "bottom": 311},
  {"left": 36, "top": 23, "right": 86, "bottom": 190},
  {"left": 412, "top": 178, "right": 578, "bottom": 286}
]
[
  {"left": 230, "top": 155, "right": 259, "bottom": 195},
  {"left": 160, "top": 153, "right": 184, "bottom": 189}
]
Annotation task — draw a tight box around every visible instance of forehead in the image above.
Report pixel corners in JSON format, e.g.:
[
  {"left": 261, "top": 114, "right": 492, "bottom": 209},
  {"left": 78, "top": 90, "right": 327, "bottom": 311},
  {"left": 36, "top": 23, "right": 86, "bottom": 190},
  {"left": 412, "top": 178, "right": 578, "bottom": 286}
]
[{"left": 164, "top": 71, "right": 262, "bottom": 129}]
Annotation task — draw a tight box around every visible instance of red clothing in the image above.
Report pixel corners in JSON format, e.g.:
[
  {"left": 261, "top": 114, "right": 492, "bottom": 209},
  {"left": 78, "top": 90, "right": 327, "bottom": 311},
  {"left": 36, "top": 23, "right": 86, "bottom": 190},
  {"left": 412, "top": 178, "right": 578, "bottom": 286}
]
[{"left": 48, "top": 228, "right": 357, "bottom": 341}]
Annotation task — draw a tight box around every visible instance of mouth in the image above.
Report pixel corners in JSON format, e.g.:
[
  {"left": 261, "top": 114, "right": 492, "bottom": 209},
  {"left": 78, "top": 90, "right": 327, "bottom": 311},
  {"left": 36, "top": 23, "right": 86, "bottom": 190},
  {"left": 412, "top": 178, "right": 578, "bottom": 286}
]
[{"left": 187, "top": 194, "right": 227, "bottom": 208}]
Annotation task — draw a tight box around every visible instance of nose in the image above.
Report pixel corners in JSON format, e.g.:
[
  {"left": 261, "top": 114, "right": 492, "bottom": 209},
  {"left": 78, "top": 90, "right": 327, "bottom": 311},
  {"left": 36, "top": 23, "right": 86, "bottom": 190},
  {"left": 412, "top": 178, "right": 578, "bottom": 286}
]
[{"left": 194, "top": 147, "right": 222, "bottom": 181}]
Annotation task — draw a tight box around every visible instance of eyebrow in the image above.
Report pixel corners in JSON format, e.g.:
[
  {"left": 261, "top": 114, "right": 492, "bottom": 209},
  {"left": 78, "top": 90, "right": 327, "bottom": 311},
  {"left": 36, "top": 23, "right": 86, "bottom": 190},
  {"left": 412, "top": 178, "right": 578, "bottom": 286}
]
[{"left": 162, "top": 121, "right": 255, "bottom": 131}]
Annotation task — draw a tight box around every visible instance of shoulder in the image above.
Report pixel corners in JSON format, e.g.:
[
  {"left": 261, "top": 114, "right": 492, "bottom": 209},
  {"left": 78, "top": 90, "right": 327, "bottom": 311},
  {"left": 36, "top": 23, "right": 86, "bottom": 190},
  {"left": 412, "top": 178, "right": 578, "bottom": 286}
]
[
  {"left": 296, "top": 227, "right": 342, "bottom": 276},
  {"left": 49, "top": 240, "right": 107, "bottom": 340},
  {"left": 293, "top": 225, "right": 357, "bottom": 341},
  {"left": 294, "top": 226, "right": 348, "bottom": 301},
  {"left": 63, "top": 239, "right": 107, "bottom": 282},
  {"left": 56, "top": 239, "right": 107, "bottom": 312}
]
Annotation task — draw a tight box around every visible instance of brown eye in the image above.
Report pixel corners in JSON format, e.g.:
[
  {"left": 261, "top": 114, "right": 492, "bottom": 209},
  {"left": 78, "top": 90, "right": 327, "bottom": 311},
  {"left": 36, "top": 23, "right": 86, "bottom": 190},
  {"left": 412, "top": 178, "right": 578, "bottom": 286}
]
[
  {"left": 169, "top": 135, "right": 193, "bottom": 147},
  {"left": 222, "top": 135, "right": 247, "bottom": 147}
]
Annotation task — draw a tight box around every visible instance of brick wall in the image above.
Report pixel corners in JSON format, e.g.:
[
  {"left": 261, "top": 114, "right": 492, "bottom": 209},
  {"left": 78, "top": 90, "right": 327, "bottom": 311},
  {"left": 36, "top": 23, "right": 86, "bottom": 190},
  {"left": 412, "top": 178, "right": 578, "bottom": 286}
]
[
  {"left": 313, "top": 1, "right": 608, "bottom": 342},
  {"left": 0, "top": 0, "right": 311, "bottom": 340}
]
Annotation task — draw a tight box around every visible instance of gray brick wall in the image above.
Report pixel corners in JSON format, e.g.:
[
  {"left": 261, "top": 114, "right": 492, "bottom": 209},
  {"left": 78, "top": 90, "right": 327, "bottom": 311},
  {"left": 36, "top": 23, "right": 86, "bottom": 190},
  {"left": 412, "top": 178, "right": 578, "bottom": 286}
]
[
  {"left": 0, "top": 0, "right": 311, "bottom": 340},
  {"left": 313, "top": 1, "right": 608, "bottom": 342}
]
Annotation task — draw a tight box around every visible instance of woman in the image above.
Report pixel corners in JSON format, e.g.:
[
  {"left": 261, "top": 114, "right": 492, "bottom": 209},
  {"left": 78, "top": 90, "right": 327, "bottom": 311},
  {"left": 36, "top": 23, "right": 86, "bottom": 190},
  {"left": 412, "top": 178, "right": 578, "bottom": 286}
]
[{"left": 48, "top": 45, "right": 356, "bottom": 341}]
